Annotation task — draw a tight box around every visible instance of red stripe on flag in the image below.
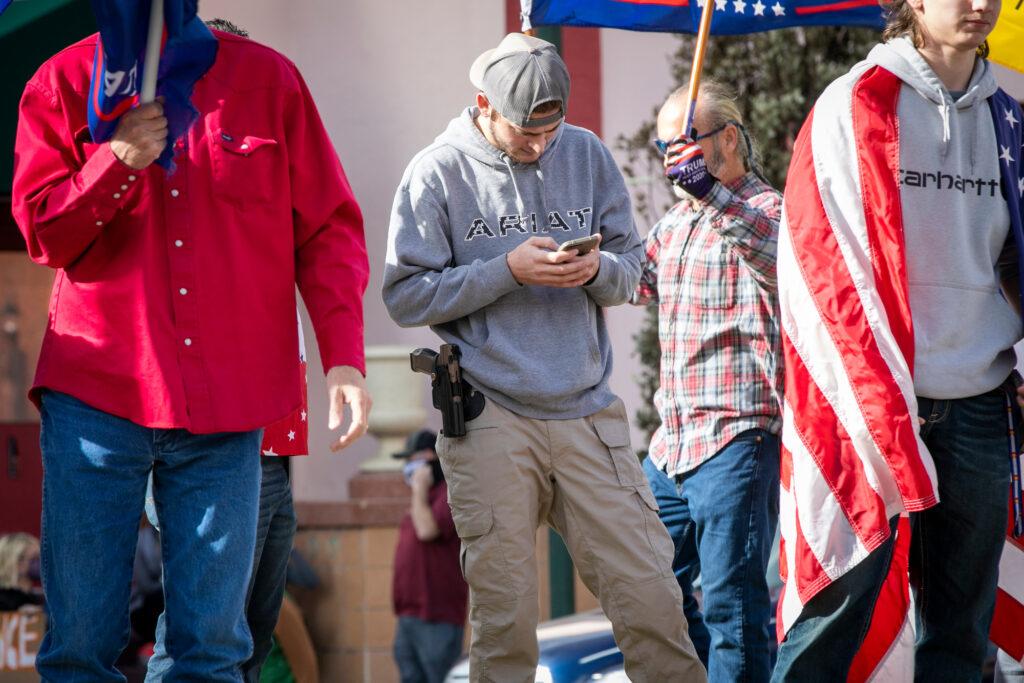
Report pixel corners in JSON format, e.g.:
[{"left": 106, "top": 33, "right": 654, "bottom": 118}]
[
  {"left": 792, "top": 491, "right": 832, "bottom": 601},
  {"left": 783, "top": 333, "right": 892, "bottom": 574},
  {"left": 795, "top": 0, "right": 877, "bottom": 14},
  {"left": 847, "top": 517, "right": 911, "bottom": 683},
  {"left": 992, "top": 588, "right": 1024, "bottom": 662},
  {"left": 784, "top": 91, "right": 937, "bottom": 512},
  {"left": 852, "top": 67, "right": 914, "bottom": 368},
  {"left": 613, "top": 0, "right": 689, "bottom": 5}
]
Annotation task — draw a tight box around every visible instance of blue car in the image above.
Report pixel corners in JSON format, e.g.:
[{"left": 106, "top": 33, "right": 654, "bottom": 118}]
[
  {"left": 444, "top": 534, "right": 782, "bottom": 683},
  {"left": 444, "top": 610, "right": 628, "bottom": 683}
]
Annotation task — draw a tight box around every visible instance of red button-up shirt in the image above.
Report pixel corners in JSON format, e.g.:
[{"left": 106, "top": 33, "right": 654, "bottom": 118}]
[{"left": 12, "top": 31, "right": 368, "bottom": 434}]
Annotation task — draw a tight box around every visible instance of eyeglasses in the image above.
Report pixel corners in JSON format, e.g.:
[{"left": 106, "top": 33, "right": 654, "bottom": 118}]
[{"left": 653, "top": 122, "right": 732, "bottom": 154}]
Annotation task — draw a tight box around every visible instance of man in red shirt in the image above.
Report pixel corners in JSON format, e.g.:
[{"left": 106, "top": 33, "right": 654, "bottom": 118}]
[
  {"left": 391, "top": 430, "right": 468, "bottom": 683},
  {"left": 12, "top": 27, "right": 369, "bottom": 681}
]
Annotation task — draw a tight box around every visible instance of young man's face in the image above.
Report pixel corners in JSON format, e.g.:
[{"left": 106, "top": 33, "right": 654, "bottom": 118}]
[
  {"left": 484, "top": 107, "right": 562, "bottom": 164},
  {"left": 912, "top": 0, "right": 999, "bottom": 53}
]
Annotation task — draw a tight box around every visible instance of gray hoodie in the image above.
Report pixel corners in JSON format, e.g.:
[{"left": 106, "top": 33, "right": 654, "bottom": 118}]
[
  {"left": 866, "top": 38, "right": 1018, "bottom": 399},
  {"left": 383, "top": 107, "right": 643, "bottom": 419}
]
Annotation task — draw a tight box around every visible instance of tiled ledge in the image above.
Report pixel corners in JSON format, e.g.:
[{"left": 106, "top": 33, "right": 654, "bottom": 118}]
[{"left": 295, "top": 471, "right": 408, "bottom": 528}]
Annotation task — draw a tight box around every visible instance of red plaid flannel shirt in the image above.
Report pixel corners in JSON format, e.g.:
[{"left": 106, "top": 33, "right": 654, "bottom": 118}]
[{"left": 633, "top": 173, "right": 784, "bottom": 476}]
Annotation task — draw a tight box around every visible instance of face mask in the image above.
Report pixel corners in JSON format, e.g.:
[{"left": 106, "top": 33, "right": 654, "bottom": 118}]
[{"left": 403, "top": 459, "right": 426, "bottom": 485}]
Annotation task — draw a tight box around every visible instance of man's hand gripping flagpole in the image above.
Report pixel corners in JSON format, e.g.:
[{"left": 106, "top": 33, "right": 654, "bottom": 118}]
[{"left": 141, "top": 0, "right": 163, "bottom": 104}]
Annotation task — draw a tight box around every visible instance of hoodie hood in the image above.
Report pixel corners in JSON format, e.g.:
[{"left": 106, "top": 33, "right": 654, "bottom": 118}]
[
  {"left": 855, "top": 38, "right": 1018, "bottom": 399},
  {"left": 437, "top": 106, "right": 565, "bottom": 216},
  {"left": 866, "top": 37, "right": 997, "bottom": 162},
  {"left": 438, "top": 106, "right": 565, "bottom": 167},
  {"left": 383, "top": 106, "right": 644, "bottom": 420}
]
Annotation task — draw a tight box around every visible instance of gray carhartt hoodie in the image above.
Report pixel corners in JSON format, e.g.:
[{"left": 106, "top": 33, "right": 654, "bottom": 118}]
[
  {"left": 383, "top": 107, "right": 643, "bottom": 419},
  {"left": 866, "top": 38, "right": 1018, "bottom": 399}
]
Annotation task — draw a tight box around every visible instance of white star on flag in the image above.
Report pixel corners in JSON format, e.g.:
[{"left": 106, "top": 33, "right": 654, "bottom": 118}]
[
  {"left": 715, "top": 0, "right": 728, "bottom": 10},
  {"left": 262, "top": 447, "right": 277, "bottom": 456},
  {"left": 1005, "top": 108, "right": 1020, "bottom": 128},
  {"left": 733, "top": 0, "right": 747, "bottom": 12},
  {"left": 772, "top": 1, "right": 785, "bottom": 14},
  {"left": 753, "top": 0, "right": 766, "bottom": 14},
  {"left": 697, "top": 0, "right": 706, "bottom": 7},
  {"left": 300, "top": 410, "right": 307, "bottom": 422},
  {"left": 1019, "top": 175, "right": 1024, "bottom": 198},
  {"left": 999, "top": 144, "right": 1015, "bottom": 165}
]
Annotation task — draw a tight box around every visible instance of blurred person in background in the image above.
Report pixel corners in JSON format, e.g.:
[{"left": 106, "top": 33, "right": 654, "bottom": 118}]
[
  {"left": 391, "top": 429, "right": 467, "bottom": 683},
  {"left": 0, "top": 532, "right": 43, "bottom": 611}
]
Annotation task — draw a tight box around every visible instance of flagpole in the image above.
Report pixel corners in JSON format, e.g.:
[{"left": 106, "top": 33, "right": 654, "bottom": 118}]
[
  {"left": 682, "top": 0, "right": 716, "bottom": 136},
  {"left": 140, "top": 0, "right": 163, "bottom": 103}
]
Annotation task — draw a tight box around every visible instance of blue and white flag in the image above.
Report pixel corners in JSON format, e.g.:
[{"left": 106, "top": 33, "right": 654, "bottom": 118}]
[
  {"left": 88, "top": 0, "right": 217, "bottom": 169},
  {"left": 521, "top": 0, "right": 883, "bottom": 35}
]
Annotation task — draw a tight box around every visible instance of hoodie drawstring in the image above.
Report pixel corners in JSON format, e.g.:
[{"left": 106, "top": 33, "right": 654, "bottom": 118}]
[
  {"left": 500, "top": 153, "right": 527, "bottom": 217},
  {"left": 940, "top": 100, "right": 951, "bottom": 159}
]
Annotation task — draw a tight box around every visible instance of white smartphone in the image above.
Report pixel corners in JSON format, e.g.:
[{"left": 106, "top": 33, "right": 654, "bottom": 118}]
[{"left": 557, "top": 234, "right": 600, "bottom": 256}]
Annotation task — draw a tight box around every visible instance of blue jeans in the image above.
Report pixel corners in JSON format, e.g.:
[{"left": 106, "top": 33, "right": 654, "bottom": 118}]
[
  {"left": 643, "top": 429, "right": 780, "bottom": 683},
  {"left": 36, "top": 390, "right": 262, "bottom": 682},
  {"left": 148, "top": 457, "right": 296, "bottom": 683},
  {"left": 393, "top": 615, "right": 464, "bottom": 683},
  {"left": 772, "top": 386, "right": 1015, "bottom": 682}
]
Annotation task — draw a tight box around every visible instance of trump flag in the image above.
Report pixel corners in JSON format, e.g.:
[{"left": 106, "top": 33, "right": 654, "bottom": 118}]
[
  {"left": 521, "top": 0, "right": 883, "bottom": 35},
  {"left": 88, "top": 0, "right": 217, "bottom": 169}
]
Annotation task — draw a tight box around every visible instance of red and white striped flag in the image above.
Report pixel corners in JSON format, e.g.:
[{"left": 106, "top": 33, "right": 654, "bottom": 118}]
[{"left": 777, "top": 63, "right": 1024, "bottom": 680}]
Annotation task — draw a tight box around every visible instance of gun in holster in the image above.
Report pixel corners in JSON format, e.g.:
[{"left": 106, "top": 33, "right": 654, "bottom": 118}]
[{"left": 410, "top": 344, "right": 485, "bottom": 437}]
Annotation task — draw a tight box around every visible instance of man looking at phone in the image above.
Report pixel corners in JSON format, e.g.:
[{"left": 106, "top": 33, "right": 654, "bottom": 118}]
[
  {"left": 631, "top": 80, "right": 782, "bottom": 682},
  {"left": 383, "top": 32, "right": 706, "bottom": 683}
]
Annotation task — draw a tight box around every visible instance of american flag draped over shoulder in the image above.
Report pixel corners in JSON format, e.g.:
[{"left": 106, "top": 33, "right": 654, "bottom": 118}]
[{"left": 777, "top": 63, "right": 1024, "bottom": 679}]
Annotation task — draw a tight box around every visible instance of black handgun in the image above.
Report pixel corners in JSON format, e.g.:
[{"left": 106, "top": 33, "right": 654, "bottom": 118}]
[{"left": 410, "top": 344, "right": 468, "bottom": 437}]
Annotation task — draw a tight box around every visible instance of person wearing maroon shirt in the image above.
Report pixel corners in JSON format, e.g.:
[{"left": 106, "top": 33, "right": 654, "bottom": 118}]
[
  {"left": 11, "top": 28, "right": 370, "bottom": 681},
  {"left": 392, "top": 430, "right": 468, "bottom": 683}
]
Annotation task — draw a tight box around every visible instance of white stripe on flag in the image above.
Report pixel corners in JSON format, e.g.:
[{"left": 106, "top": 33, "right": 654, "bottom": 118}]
[
  {"left": 778, "top": 213, "right": 902, "bottom": 515},
  {"left": 999, "top": 539, "right": 1024, "bottom": 606},
  {"left": 783, "top": 404, "right": 869, "bottom": 580},
  {"left": 808, "top": 78, "right": 936, "bottom": 502},
  {"left": 865, "top": 604, "right": 915, "bottom": 683}
]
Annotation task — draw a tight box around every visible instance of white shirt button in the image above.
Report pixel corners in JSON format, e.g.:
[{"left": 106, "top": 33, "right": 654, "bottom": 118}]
[
  {"left": 174, "top": 240, "right": 183, "bottom": 248},
  {"left": 120, "top": 184, "right": 128, "bottom": 191},
  {"left": 240, "top": 143, "right": 249, "bottom": 151},
  {"left": 113, "top": 193, "right": 121, "bottom": 199},
  {"left": 170, "top": 189, "right": 180, "bottom": 198},
  {"left": 95, "top": 220, "right": 103, "bottom": 226},
  {"left": 128, "top": 175, "right": 137, "bottom": 182},
  {"left": 184, "top": 338, "right": 192, "bottom": 346},
  {"left": 179, "top": 288, "right": 188, "bottom": 296}
]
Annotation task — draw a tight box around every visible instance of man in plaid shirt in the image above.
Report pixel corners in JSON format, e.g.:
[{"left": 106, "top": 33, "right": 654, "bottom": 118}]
[{"left": 631, "top": 80, "right": 783, "bottom": 683}]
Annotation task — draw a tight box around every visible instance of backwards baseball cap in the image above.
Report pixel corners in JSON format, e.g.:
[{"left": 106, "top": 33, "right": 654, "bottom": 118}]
[
  {"left": 469, "top": 33, "right": 570, "bottom": 129},
  {"left": 391, "top": 429, "right": 438, "bottom": 459}
]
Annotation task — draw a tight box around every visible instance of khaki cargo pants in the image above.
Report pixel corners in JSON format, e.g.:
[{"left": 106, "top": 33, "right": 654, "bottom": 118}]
[{"left": 437, "top": 397, "right": 707, "bottom": 683}]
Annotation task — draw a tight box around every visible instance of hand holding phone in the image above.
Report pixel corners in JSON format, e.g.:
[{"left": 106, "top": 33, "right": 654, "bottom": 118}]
[{"left": 557, "top": 234, "right": 601, "bottom": 256}]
